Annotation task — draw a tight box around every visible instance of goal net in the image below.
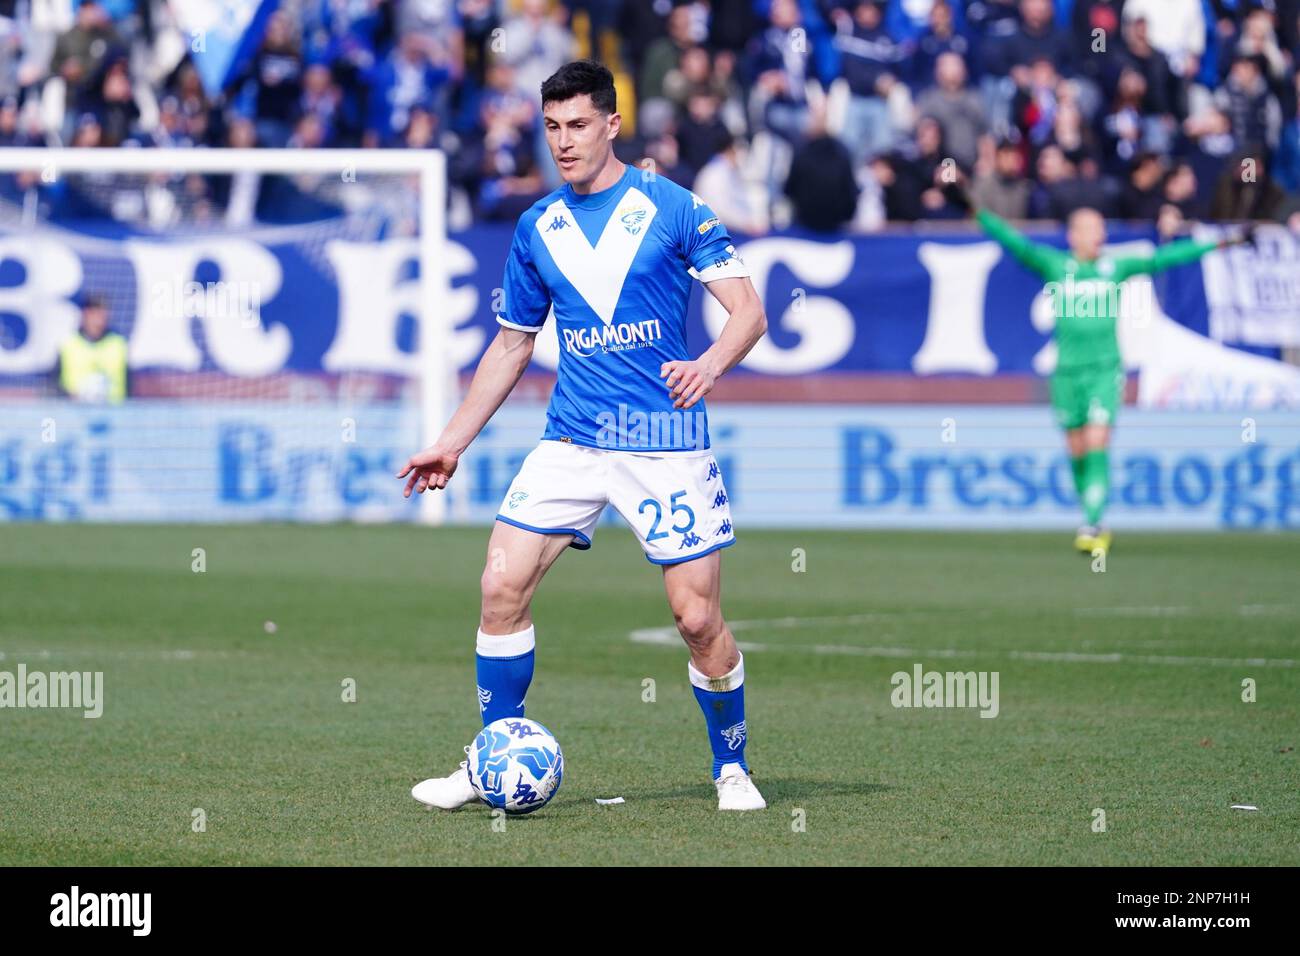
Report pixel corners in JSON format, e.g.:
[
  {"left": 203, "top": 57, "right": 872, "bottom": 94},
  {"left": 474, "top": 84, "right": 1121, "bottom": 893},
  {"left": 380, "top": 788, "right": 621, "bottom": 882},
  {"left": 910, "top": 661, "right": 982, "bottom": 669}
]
[{"left": 0, "top": 147, "right": 453, "bottom": 524}]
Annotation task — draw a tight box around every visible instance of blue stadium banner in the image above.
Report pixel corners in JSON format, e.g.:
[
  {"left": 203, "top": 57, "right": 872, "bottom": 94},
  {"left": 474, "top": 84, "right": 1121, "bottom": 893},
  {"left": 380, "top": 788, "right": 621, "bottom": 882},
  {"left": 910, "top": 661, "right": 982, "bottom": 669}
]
[
  {"left": 2, "top": 220, "right": 1298, "bottom": 406},
  {"left": 2, "top": 403, "right": 1298, "bottom": 529}
]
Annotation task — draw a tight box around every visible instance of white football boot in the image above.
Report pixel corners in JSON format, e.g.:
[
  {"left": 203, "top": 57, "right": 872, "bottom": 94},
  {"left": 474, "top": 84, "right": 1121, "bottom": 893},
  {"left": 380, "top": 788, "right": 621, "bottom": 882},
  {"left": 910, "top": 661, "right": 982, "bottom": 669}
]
[
  {"left": 411, "top": 746, "right": 481, "bottom": 810},
  {"left": 715, "top": 762, "right": 767, "bottom": 811}
]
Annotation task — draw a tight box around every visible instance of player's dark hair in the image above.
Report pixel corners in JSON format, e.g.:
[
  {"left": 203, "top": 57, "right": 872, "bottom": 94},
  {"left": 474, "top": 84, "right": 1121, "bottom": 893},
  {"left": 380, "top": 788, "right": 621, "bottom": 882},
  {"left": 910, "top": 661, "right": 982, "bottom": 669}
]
[{"left": 541, "top": 60, "right": 617, "bottom": 115}]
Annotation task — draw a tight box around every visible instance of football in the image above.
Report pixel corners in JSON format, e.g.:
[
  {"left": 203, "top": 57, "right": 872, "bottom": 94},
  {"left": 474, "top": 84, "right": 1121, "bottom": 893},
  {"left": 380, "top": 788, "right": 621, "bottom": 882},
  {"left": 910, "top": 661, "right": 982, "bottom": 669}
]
[{"left": 467, "top": 718, "right": 565, "bottom": 814}]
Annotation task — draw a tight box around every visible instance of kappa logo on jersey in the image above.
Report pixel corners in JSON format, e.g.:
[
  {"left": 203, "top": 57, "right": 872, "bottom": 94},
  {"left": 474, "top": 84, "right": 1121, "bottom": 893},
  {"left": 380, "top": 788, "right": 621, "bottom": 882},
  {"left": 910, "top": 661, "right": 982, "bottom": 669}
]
[
  {"left": 546, "top": 215, "right": 568, "bottom": 232},
  {"left": 507, "top": 491, "right": 529, "bottom": 510},
  {"left": 716, "top": 520, "right": 732, "bottom": 536},
  {"left": 706, "top": 461, "right": 720, "bottom": 480},
  {"left": 679, "top": 531, "right": 704, "bottom": 549},
  {"left": 477, "top": 686, "right": 492, "bottom": 712},
  {"left": 721, "top": 720, "right": 746, "bottom": 750},
  {"left": 712, "top": 490, "right": 728, "bottom": 508}
]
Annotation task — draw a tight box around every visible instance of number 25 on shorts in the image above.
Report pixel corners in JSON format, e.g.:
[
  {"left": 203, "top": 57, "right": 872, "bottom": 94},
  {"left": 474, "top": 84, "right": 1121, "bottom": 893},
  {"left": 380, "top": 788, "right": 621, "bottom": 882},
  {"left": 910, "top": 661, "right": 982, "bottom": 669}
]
[{"left": 638, "top": 490, "right": 695, "bottom": 542}]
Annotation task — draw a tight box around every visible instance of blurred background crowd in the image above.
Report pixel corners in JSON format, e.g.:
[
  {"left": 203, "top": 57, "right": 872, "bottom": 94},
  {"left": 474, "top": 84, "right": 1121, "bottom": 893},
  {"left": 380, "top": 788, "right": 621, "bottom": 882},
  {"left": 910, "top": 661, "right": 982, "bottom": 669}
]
[{"left": 2, "top": 0, "right": 1299, "bottom": 233}]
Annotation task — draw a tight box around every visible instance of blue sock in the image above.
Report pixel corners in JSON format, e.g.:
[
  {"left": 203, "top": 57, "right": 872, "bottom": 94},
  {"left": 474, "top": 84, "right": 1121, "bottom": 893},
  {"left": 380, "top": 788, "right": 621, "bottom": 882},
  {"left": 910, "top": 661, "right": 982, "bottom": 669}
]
[
  {"left": 475, "top": 626, "right": 535, "bottom": 726},
  {"left": 689, "top": 655, "right": 748, "bottom": 779}
]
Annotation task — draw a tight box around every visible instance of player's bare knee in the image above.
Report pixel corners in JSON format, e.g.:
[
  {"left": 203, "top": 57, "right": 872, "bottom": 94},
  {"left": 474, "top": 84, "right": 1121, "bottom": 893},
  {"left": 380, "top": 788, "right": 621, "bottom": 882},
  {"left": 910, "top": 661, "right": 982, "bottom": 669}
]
[
  {"left": 480, "top": 572, "right": 529, "bottom": 631},
  {"left": 673, "top": 601, "right": 722, "bottom": 649}
]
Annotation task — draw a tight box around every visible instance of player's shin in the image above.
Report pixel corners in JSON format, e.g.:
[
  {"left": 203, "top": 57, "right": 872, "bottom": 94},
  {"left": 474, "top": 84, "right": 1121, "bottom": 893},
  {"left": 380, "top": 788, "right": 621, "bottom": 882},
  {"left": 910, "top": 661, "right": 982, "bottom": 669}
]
[
  {"left": 688, "top": 654, "right": 748, "bottom": 778},
  {"left": 475, "top": 626, "right": 535, "bottom": 725},
  {"left": 1070, "top": 455, "right": 1087, "bottom": 500},
  {"left": 1081, "top": 448, "right": 1110, "bottom": 527}
]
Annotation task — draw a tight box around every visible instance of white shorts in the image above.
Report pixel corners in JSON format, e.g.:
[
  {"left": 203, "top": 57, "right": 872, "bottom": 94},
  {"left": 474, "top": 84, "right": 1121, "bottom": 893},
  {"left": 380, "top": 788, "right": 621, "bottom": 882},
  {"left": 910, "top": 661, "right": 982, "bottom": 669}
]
[{"left": 496, "top": 440, "right": 736, "bottom": 565}]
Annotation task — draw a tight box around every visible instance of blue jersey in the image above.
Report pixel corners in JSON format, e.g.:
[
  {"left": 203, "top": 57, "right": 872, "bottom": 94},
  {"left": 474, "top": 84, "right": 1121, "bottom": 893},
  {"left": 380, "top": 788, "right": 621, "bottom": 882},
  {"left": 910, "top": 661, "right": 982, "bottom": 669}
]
[{"left": 497, "top": 164, "right": 749, "bottom": 452}]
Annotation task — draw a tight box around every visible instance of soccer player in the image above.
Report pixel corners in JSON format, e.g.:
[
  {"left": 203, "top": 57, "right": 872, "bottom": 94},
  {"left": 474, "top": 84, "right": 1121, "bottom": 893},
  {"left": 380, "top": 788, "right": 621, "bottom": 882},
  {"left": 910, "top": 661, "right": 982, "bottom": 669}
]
[
  {"left": 974, "top": 205, "right": 1251, "bottom": 553},
  {"left": 399, "top": 61, "right": 769, "bottom": 811}
]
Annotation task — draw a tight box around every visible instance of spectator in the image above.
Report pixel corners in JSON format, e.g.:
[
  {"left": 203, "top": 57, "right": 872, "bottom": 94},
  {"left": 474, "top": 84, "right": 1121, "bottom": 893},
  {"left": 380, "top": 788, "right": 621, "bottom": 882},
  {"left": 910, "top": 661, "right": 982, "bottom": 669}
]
[
  {"left": 1114, "top": 13, "right": 1175, "bottom": 118},
  {"left": 1010, "top": 56, "right": 1062, "bottom": 152},
  {"left": 1099, "top": 67, "right": 1154, "bottom": 175},
  {"left": 971, "top": 137, "right": 1032, "bottom": 218},
  {"left": 1119, "top": 152, "right": 1169, "bottom": 219},
  {"left": 1210, "top": 150, "right": 1286, "bottom": 219},
  {"left": 694, "top": 134, "right": 768, "bottom": 234},
  {"left": 474, "top": 58, "right": 545, "bottom": 220},
  {"left": 867, "top": 150, "right": 928, "bottom": 220},
  {"left": 912, "top": 0, "right": 971, "bottom": 88},
  {"left": 500, "top": 0, "right": 574, "bottom": 103},
  {"left": 1029, "top": 143, "right": 1115, "bottom": 218},
  {"left": 1001, "top": 0, "right": 1072, "bottom": 78},
  {"left": 365, "top": 33, "right": 449, "bottom": 147},
  {"left": 1160, "top": 160, "right": 1204, "bottom": 219},
  {"left": 663, "top": 45, "right": 718, "bottom": 110},
  {"left": 641, "top": 4, "right": 697, "bottom": 103},
  {"left": 785, "top": 126, "right": 860, "bottom": 230},
  {"left": 400, "top": 0, "right": 464, "bottom": 82},
  {"left": 677, "top": 88, "right": 732, "bottom": 180},
  {"left": 50, "top": 1, "right": 122, "bottom": 110},
  {"left": 299, "top": 62, "right": 344, "bottom": 147},
  {"left": 1122, "top": 0, "right": 1205, "bottom": 115},
  {"left": 916, "top": 52, "right": 989, "bottom": 170},
  {"left": 750, "top": 0, "right": 819, "bottom": 143},
  {"left": 911, "top": 114, "right": 970, "bottom": 218},
  {"left": 835, "top": 0, "right": 909, "bottom": 163},
  {"left": 886, "top": 0, "right": 965, "bottom": 42},
  {"left": 236, "top": 11, "right": 304, "bottom": 148},
  {"left": 82, "top": 55, "right": 138, "bottom": 147},
  {"left": 1214, "top": 54, "right": 1284, "bottom": 155},
  {"left": 1072, "top": 0, "right": 1125, "bottom": 84}
]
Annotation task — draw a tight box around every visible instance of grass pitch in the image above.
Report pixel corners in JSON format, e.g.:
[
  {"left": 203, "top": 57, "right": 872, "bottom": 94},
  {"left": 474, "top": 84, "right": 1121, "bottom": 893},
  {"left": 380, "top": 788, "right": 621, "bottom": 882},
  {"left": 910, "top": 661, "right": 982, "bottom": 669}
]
[{"left": 1, "top": 524, "right": 1297, "bottom": 866}]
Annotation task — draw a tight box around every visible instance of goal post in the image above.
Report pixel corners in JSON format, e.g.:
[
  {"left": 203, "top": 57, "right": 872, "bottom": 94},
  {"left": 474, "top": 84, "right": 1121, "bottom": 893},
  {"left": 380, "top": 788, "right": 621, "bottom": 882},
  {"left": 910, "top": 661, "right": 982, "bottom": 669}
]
[{"left": 0, "top": 146, "right": 454, "bottom": 524}]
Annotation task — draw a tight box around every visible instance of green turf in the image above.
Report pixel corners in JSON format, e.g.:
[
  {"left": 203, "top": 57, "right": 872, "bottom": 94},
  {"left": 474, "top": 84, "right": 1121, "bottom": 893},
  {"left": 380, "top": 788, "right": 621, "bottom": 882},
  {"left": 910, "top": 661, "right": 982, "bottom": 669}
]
[{"left": 1, "top": 524, "right": 1297, "bottom": 866}]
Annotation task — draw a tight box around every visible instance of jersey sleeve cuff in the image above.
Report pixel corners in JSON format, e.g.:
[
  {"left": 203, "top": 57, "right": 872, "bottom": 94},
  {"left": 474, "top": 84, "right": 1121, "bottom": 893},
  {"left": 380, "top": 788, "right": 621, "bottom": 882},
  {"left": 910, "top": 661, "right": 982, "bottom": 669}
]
[{"left": 496, "top": 315, "right": 544, "bottom": 333}]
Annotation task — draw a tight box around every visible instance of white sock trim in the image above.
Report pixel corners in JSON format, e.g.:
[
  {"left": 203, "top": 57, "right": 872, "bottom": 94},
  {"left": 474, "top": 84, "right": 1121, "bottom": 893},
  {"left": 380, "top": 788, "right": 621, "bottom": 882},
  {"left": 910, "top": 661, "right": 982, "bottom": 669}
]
[
  {"left": 688, "top": 654, "right": 744, "bottom": 692},
  {"left": 476, "top": 625, "right": 535, "bottom": 658}
]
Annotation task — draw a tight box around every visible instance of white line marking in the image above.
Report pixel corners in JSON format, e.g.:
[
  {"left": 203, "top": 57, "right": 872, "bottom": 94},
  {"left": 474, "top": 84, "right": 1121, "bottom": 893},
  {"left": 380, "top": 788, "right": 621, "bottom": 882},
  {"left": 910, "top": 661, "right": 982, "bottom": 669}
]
[{"left": 629, "top": 615, "right": 1298, "bottom": 668}]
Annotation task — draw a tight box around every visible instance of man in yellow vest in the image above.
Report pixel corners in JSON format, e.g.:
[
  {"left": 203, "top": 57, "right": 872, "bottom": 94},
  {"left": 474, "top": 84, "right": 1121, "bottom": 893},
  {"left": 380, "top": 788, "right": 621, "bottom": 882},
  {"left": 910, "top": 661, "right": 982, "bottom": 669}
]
[{"left": 58, "top": 293, "right": 128, "bottom": 404}]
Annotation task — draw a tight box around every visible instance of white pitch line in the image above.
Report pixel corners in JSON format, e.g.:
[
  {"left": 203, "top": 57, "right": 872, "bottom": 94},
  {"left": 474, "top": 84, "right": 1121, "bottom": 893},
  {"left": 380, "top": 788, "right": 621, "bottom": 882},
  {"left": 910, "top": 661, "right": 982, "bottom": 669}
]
[{"left": 628, "top": 617, "right": 1298, "bottom": 668}]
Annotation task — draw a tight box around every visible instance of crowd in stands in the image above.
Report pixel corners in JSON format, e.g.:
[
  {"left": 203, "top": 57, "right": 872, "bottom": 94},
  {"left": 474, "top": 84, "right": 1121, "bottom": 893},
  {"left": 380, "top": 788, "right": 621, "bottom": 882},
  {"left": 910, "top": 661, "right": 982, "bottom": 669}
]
[{"left": 1, "top": 0, "right": 1299, "bottom": 233}]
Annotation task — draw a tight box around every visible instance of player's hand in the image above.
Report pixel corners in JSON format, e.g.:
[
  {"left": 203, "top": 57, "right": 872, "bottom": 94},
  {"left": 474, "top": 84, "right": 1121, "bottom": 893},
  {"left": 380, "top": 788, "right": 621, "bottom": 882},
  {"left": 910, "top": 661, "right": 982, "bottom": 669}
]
[
  {"left": 661, "top": 359, "right": 717, "bottom": 410},
  {"left": 396, "top": 445, "right": 459, "bottom": 497}
]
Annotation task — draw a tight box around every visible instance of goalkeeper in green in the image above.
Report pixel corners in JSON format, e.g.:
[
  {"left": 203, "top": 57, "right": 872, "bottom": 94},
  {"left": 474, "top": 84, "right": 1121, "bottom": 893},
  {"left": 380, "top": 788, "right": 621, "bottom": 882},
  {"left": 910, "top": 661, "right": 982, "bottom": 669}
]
[{"left": 975, "top": 206, "right": 1250, "bottom": 553}]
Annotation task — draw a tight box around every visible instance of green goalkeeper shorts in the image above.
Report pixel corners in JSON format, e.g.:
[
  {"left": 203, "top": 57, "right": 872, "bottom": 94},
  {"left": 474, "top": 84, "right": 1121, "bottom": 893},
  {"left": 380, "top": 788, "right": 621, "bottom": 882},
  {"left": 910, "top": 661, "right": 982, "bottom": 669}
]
[{"left": 1049, "top": 365, "right": 1125, "bottom": 430}]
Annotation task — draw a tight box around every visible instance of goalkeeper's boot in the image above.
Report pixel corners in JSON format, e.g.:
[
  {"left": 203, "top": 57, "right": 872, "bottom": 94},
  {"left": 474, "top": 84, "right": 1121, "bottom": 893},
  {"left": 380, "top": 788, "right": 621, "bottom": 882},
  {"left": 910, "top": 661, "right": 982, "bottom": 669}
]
[
  {"left": 411, "top": 747, "right": 480, "bottom": 810},
  {"left": 1074, "top": 525, "right": 1098, "bottom": 554},
  {"left": 1093, "top": 527, "right": 1113, "bottom": 554},
  {"left": 715, "top": 762, "right": 767, "bottom": 811}
]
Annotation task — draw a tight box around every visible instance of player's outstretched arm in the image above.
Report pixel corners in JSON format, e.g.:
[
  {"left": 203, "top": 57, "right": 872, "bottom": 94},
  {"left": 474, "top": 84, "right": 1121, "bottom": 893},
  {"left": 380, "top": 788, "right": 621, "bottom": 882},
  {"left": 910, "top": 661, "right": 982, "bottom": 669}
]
[
  {"left": 662, "top": 276, "right": 767, "bottom": 410},
  {"left": 1117, "top": 223, "right": 1258, "bottom": 280},
  {"left": 973, "top": 207, "right": 1059, "bottom": 279},
  {"left": 397, "top": 328, "right": 536, "bottom": 496}
]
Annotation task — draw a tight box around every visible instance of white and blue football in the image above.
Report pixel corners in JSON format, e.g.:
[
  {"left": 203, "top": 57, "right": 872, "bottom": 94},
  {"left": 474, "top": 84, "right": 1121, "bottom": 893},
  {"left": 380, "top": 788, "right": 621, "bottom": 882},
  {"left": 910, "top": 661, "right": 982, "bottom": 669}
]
[{"left": 467, "top": 718, "right": 564, "bottom": 814}]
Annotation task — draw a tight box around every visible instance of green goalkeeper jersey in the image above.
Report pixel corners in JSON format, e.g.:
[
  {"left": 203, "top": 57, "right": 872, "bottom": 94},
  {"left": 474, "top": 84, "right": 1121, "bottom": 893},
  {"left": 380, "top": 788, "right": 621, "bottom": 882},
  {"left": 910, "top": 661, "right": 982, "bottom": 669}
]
[{"left": 976, "top": 209, "right": 1220, "bottom": 371}]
